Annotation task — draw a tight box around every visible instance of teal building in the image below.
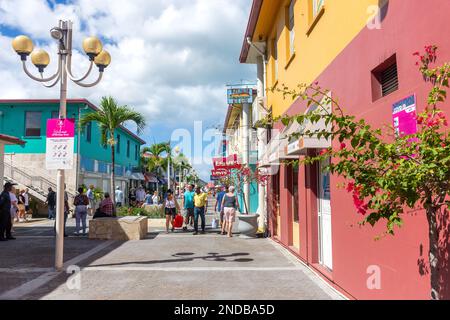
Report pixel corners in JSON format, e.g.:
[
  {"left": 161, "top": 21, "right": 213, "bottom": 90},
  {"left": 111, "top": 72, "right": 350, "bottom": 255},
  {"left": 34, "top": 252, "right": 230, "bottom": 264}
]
[{"left": 0, "top": 99, "right": 146, "bottom": 198}]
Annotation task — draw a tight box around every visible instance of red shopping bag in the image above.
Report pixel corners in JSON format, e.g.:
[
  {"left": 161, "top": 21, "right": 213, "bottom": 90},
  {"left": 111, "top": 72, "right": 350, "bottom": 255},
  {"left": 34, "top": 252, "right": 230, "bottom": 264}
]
[{"left": 173, "top": 214, "right": 184, "bottom": 228}]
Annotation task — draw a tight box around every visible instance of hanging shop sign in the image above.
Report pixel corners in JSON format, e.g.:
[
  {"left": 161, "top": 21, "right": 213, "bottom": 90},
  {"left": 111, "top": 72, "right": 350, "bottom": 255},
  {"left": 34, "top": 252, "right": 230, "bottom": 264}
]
[
  {"left": 213, "top": 154, "right": 241, "bottom": 170},
  {"left": 392, "top": 94, "right": 417, "bottom": 137},
  {"left": 227, "top": 87, "right": 256, "bottom": 105},
  {"left": 46, "top": 118, "right": 75, "bottom": 170}
]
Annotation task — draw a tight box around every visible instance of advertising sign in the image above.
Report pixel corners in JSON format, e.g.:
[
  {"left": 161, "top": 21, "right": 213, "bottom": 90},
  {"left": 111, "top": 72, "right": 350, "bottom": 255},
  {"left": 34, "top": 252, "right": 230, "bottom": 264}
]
[
  {"left": 213, "top": 154, "right": 241, "bottom": 170},
  {"left": 211, "top": 169, "right": 230, "bottom": 177},
  {"left": 227, "top": 87, "right": 256, "bottom": 105},
  {"left": 392, "top": 95, "right": 417, "bottom": 137},
  {"left": 46, "top": 118, "right": 75, "bottom": 170}
]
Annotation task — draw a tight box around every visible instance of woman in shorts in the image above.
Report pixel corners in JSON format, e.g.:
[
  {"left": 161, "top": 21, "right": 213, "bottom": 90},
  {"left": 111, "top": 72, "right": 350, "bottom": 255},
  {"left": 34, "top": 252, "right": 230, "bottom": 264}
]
[
  {"left": 163, "top": 190, "right": 180, "bottom": 234},
  {"left": 221, "top": 186, "right": 240, "bottom": 237}
]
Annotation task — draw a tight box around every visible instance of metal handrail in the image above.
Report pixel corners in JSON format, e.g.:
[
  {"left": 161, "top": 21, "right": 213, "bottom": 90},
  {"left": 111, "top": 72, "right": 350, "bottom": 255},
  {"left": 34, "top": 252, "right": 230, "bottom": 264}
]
[{"left": 4, "top": 162, "right": 76, "bottom": 198}]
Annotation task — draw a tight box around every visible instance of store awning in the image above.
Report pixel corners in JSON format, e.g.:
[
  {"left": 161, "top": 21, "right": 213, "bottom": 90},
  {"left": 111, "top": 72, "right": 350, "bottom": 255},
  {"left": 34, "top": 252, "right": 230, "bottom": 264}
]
[
  {"left": 130, "top": 172, "right": 145, "bottom": 181},
  {"left": 258, "top": 122, "right": 299, "bottom": 168},
  {"left": 285, "top": 100, "right": 332, "bottom": 156},
  {"left": 144, "top": 173, "right": 159, "bottom": 183}
]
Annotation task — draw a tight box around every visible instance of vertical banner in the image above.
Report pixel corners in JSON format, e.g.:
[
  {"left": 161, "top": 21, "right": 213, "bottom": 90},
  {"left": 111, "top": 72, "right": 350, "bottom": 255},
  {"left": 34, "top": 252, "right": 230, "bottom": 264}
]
[
  {"left": 392, "top": 95, "right": 417, "bottom": 137},
  {"left": 46, "top": 118, "right": 75, "bottom": 170}
]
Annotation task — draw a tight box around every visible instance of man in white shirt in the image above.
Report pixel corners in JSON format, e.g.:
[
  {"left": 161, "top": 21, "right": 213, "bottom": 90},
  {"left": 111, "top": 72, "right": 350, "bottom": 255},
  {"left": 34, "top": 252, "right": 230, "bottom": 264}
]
[
  {"left": 23, "top": 188, "right": 30, "bottom": 214},
  {"left": 115, "top": 186, "right": 124, "bottom": 207},
  {"left": 136, "top": 186, "right": 146, "bottom": 204}
]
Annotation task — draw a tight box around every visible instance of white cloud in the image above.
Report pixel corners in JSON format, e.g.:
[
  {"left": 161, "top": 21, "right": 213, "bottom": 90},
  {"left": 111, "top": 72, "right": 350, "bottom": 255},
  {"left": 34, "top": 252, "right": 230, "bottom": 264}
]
[{"left": 0, "top": 0, "right": 255, "bottom": 180}]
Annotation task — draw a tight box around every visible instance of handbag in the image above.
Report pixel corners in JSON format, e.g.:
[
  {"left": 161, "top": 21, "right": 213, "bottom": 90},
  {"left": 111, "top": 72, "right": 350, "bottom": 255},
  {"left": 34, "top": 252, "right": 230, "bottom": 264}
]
[{"left": 173, "top": 214, "right": 184, "bottom": 228}]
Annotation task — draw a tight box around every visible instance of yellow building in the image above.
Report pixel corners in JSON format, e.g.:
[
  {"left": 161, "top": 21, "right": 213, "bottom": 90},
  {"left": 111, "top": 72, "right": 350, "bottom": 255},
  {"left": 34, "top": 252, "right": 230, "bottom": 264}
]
[{"left": 241, "top": 0, "right": 381, "bottom": 117}]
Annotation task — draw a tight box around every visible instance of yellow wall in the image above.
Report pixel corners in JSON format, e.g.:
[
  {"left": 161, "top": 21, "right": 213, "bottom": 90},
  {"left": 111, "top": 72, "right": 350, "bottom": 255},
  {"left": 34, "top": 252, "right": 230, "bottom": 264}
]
[{"left": 254, "top": 0, "right": 380, "bottom": 116}]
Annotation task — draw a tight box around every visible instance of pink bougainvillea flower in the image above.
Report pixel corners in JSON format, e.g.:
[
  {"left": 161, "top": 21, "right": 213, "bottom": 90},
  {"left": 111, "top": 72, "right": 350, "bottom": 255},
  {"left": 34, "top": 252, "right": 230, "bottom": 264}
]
[
  {"left": 340, "top": 142, "right": 346, "bottom": 150},
  {"left": 346, "top": 182, "right": 355, "bottom": 192},
  {"left": 413, "top": 51, "right": 420, "bottom": 56}
]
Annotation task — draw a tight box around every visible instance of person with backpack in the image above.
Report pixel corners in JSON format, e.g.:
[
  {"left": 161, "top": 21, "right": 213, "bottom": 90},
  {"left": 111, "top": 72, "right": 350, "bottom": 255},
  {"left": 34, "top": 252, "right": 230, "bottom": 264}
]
[{"left": 73, "top": 187, "right": 89, "bottom": 236}]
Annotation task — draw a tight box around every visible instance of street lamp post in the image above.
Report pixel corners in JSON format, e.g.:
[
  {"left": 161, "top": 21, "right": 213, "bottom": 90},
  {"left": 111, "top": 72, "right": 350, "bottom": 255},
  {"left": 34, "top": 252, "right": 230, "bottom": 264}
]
[{"left": 12, "top": 20, "right": 111, "bottom": 271}]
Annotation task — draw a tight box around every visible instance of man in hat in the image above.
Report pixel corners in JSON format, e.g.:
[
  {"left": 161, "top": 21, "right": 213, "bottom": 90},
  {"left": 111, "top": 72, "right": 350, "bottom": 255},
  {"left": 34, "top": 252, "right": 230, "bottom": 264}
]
[{"left": 0, "top": 182, "right": 17, "bottom": 241}]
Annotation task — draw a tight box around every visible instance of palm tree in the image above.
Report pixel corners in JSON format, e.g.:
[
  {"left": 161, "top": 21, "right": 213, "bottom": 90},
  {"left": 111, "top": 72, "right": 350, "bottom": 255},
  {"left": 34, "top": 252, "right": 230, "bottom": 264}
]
[
  {"left": 79, "top": 96, "right": 146, "bottom": 207},
  {"left": 141, "top": 142, "right": 171, "bottom": 193}
]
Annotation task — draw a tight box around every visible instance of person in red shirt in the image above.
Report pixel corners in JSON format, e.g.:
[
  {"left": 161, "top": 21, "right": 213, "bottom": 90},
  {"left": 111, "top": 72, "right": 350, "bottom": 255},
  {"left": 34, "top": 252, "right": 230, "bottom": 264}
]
[{"left": 94, "top": 193, "right": 115, "bottom": 219}]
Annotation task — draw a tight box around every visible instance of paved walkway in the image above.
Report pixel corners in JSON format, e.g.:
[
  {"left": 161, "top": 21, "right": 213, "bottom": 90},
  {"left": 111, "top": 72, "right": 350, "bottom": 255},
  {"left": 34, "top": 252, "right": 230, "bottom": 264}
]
[{"left": 0, "top": 203, "right": 343, "bottom": 300}]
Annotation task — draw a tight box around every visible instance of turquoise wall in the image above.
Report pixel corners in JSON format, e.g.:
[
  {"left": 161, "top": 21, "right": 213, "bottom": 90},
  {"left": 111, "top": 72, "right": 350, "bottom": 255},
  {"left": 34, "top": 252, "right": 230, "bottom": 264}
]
[
  {"left": 232, "top": 165, "right": 259, "bottom": 214},
  {"left": 0, "top": 101, "right": 143, "bottom": 168}
]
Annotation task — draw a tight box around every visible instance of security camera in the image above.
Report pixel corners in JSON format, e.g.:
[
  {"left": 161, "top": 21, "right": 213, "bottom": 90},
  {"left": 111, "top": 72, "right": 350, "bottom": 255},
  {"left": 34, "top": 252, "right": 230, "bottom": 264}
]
[{"left": 50, "top": 27, "right": 64, "bottom": 40}]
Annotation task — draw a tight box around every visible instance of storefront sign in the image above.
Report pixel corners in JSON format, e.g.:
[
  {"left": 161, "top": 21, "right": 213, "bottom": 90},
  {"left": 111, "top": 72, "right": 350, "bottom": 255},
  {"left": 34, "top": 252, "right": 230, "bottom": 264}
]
[
  {"left": 211, "top": 168, "right": 230, "bottom": 177},
  {"left": 392, "top": 95, "right": 417, "bottom": 137},
  {"left": 227, "top": 87, "right": 256, "bottom": 105},
  {"left": 213, "top": 154, "right": 241, "bottom": 170},
  {"left": 46, "top": 118, "right": 75, "bottom": 170}
]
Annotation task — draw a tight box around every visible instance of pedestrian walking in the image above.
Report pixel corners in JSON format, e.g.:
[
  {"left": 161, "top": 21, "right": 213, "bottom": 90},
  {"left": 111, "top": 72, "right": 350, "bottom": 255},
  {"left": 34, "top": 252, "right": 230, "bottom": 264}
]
[
  {"left": 152, "top": 191, "right": 160, "bottom": 205},
  {"left": 162, "top": 190, "right": 180, "bottom": 234},
  {"left": 73, "top": 187, "right": 89, "bottom": 236},
  {"left": 45, "top": 187, "right": 56, "bottom": 220},
  {"left": 182, "top": 184, "right": 195, "bottom": 231},
  {"left": 221, "top": 186, "right": 240, "bottom": 237},
  {"left": 18, "top": 190, "right": 27, "bottom": 222},
  {"left": 23, "top": 188, "right": 30, "bottom": 217},
  {"left": 115, "top": 186, "right": 124, "bottom": 207},
  {"left": 142, "top": 190, "right": 153, "bottom": 207},
  {"left": 193, "top": 186, "right": 208, "bottom": 235},
  {"left": 136, "top": 185, "right": 146, "bottom": 206},
  {"left": 9, "top": 187, "right": 19, "bottom": 233},
  {"left": 0, "top": 182, "right": 16, "bottom": 241},
  {"left": 215, "top": 186, "right": 227, "bottom": 230},
  {"left": 86, "top": 185, "right": 96, "bottom": 216}
]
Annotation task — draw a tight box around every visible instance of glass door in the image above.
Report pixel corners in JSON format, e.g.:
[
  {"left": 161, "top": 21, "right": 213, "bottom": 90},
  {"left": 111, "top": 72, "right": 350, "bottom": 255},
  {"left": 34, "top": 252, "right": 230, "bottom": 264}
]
[{"left": 318, "top": 158, "right": 333, "bottom": 270}]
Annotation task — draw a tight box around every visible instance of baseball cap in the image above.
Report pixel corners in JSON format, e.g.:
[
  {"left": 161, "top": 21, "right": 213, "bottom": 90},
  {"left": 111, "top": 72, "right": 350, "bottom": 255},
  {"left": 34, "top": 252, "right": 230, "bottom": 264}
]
[{"left": 4, "top": 182, "right": 17, "bottom": 189}]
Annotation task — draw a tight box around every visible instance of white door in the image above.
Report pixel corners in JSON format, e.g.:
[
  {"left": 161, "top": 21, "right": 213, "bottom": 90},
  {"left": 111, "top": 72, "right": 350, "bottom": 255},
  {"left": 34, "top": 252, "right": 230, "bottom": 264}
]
[{"left": 318, "top": 159, "right": 333, "bottom": 270}]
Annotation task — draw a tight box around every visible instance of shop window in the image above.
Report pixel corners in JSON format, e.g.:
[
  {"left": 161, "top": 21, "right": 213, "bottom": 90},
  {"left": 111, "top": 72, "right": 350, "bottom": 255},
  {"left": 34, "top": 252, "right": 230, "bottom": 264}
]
[
  {"left": 127, "top": 140, "right": 131, "bottom": 158},
  {"left": 313, "top": 0, "right": 325, "bottom": 17},
  {"left": 287, "top": 1, "right": 296, "bottom": 58},
  {"left": 272, "top": 39, "right": 279, "bottom": 84},
  {"left": 116, "top": 134, "right": 121, "bottom": 154},
  {"left": 25, "top": 112, "right": 41, "bottom": 137},
  {"left": 292, "top": 164, "right": 299, "bottom": 223},
  {"left": 307, "top": 0, "right": 325, "bottom": 35},
  {"left": 371, "top": 54, "right": 399, "bottom": 101}
]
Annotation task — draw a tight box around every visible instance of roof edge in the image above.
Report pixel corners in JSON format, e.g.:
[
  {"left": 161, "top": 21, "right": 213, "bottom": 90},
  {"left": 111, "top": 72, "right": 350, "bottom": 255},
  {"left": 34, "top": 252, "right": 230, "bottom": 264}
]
[{"left": 239, "top": 0, "right": 264, "bottom": 64}]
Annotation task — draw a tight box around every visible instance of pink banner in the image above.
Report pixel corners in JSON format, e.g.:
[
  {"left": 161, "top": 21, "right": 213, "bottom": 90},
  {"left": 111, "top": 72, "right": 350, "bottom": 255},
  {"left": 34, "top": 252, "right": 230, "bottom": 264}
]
[{"left": 46, "top": 119, "right": 75, "bottom": 138}]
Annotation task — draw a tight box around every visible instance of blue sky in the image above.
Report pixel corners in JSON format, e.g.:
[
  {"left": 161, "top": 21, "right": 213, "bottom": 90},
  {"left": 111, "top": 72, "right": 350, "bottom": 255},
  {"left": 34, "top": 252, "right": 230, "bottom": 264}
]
[{"left": 0, "top": 0, "right": 255, "bottom": 180}]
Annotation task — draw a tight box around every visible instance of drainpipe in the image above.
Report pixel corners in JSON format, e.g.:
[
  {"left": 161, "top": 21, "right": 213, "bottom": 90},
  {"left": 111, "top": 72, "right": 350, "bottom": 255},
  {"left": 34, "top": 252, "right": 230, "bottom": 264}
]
[
  {"left": 75, "top": 105, "right": 82, "bottom": 192},
  {"left": 247, "top": 37, "right": 268, "bottom": 233}
]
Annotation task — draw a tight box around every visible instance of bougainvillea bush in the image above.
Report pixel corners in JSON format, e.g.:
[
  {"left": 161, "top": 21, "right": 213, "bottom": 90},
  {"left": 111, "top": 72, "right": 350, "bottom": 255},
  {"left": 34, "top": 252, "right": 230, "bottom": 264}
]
[{"left": 258, "top": 46, "right": 449, "bottom": 300}]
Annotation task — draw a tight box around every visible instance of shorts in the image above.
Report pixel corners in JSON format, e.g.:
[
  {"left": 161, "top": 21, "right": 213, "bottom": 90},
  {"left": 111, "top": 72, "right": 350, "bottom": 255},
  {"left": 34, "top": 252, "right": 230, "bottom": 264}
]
[
  {"left": 185, "top": 208, "right": 194, "bottom": 218},
  {"left": 88, "top": 199, "right": 95, "bottom": 209},
  {"left": 223, "top": 207, "right": 236, "bottom": 223},
  {"left": 165, "top": 208, "right": 176, "bottom": 217}
]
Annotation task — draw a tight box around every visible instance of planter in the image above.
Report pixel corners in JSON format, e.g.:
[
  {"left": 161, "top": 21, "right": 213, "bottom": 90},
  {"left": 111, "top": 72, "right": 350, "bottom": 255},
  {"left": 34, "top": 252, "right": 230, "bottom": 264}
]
[{"left": 237, "top": 213, "right": 260, "bottom": 238}]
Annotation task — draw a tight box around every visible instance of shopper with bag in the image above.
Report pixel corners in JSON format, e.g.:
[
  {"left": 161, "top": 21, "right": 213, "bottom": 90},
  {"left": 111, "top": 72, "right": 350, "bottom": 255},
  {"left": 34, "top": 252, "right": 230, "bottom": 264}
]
[
  {"left": 221, "top": 186, "right": 240, "bottom": 237},
  {"left": 73, "top": 187, "right": 89, "bottom": 236},
  {"left": 163, "top": 190, "right": 180, "bottom": 234}
]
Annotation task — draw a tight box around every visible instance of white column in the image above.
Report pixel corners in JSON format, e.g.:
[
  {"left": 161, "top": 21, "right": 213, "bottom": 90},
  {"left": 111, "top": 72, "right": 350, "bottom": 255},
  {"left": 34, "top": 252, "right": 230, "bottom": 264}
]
[
  {"left": 0, "top": 143, "right": 5, "bottom": 186},
  {"left": 256, "top": 55, "right": 267, "bottom": 232},
  {"left": 242, "top": 102, "right": 250, "bottom": 214}
]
